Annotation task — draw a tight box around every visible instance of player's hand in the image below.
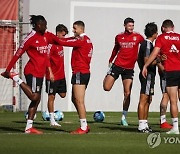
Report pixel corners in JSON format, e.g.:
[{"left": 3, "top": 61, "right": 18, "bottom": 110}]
[
  {"left": 108, "top": 62, "right": 112, "bottom": 68},
  {"left": 161, "top": 54, "right": 167, "bottom": 61},
  {"left": 1, "top": 71, "right": 10, "bottom": 79},
  {"left": 142, "top": 66, "right": 147, "bottom": 78},
  {"left": 49, "top": 73, "right": 55, "bottom": 82}
]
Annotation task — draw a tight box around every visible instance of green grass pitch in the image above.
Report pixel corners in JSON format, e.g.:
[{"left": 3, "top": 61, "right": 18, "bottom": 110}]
[{"left": 0, "top": 111, "right": 179, "bottom": 154}]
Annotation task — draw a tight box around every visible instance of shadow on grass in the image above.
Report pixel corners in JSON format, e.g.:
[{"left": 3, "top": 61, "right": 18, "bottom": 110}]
[
  {"left": 13, "top": 120, "right": 45, "bottom": 125},
  {"left": 0, "top": 126, "right": 24, "bottom": 133},
  {"left": 38, "top": 126, "right": 70, "bottom": 133}
]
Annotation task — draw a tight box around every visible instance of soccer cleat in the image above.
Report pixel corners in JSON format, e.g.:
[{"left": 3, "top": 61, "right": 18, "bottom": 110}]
[
  {"left": 25, "top": 127, "right": 43, "bottom": 134},
  {"left": 144, "top": 126, "right": 153, "bottom": 132},
  {"left": 160, "top": 122, "right": 173, "bottom": 129},
  {"left": 70, "top": 126, "right": 90, "bottom": 134},
  {"left": 138, "top": 128, "right": 149, "bottom": 133},
  {"left": 9, "top": 72, "right": 19, "bottom": 79},
  {"left": 50, "top": 121, "right": 61, "bottom": 127},
  {"left": 121, "top": 119, "right": 128, "bottom": 126},
  {"left": 166, "top": 129, "right": 179, "bottom": 135}
]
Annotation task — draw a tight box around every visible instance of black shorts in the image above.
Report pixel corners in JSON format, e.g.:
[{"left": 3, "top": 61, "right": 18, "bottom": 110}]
[
  {"left": 159, "top": 71, "right": 167, "bottom": 93},
  {"left": 107, "top": 64, "right": 134, "bottom": 80},
  {"left": 139, "top": 72, "right": 155, "bottom": 95},
  {"left": 71, "top": 72, "right": 90, "bottom": 86},
  {"left": 166, "top": 71, "right": 180, "bottom": 87},
  {"left": 25, "top": 74, "right": 43, "bottom": 94},
  {"left": 46, "top": 78, "right": 67, "bottom": 95}
]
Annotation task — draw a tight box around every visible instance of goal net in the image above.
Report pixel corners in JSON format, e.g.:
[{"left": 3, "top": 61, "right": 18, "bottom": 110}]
[{"left": 0, "top": 20, "right": 19, "bottom": 111}]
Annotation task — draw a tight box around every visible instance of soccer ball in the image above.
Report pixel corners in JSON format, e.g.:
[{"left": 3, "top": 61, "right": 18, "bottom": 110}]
[
  {"left": 93, "top": 111, "right": 105, "bottom": 122},
  {"left": 42, "top": 111, "right": 50, "bottom": 121},
  {"left": 24, "top": 111, "right": 36, "bottom": 120},
  {"left": 54, "top": 110, "right": 64, "bottom": 121}
]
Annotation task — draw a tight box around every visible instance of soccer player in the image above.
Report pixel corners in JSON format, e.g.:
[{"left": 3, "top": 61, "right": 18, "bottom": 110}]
[
  {"left": 142, "top": 19, "right": 180, "bottom": 134},
  {"left": 137, "top": 22, "right": 158, "bottom": 133},
  {"left": 103, "top": 17, "right": 144, "bottom": 126},
  {"left": 1, "top": 15, "right": 49, "bottom": 134},
  {"left": 45, "top": 24, "right": 68, "bottom": 127},
  {"left": 57, "top": 21, "right": 93, "bottom": 134}
]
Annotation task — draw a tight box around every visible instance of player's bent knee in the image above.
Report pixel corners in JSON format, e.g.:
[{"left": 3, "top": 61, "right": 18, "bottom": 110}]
[
  {"left": 29, "top": 93, "right": 41, "bottom": 102},
  {"left": 48, "top": 94, "right": 55, "bottom": 100},
  {"left": 103, "top": 83, "right": 112, "bottom": 91}
]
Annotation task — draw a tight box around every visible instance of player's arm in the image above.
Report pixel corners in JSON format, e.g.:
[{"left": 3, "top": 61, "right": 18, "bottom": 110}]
[
  {"left": 157, "top": 62, "right": 164, "bottom": 72},
  {"left": 1, "top": 48, "right": 25, "bottom": 78},
  {"left": 156, "top": 54, "right": 167, "bottom": 71},
  {"left": 109, "top": 36, "right": 120, "bottom": 64},
  {"left": 47, "top": 66, "right": 54, "bottom": 82},
  {"left": 47, "top": 32, "right": 84, "bottom": 47},
  {"left": 46, "top": 45, "right": 54, "bottom": 82},
  {"left": 59, "top": 38, "right": 85, "bottom": 47},
  {"left": 142, "top": 47, "right": 160, "bottom": 78}
]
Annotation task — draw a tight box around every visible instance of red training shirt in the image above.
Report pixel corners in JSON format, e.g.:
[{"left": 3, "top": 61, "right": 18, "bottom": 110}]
[
  {"left": 155, "top": 31, "right": 180, "bottom": 71},
  {"left": 58, "top": 33, "right": 93, "bottom": 74},
  {"left": 46, "top": 44, "right": 65, "bottom": 80},
  {"left": 109, "top": 31, "right": 144, "bottom": 69},
  {"left": 6, "top": 30, "right": 50, "bottom": 78}
]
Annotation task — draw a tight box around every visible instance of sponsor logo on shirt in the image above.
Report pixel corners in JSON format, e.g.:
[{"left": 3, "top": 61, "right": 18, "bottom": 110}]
[
  {"left": 164, "top": 35, "right": 179, "bottom": 41},
  {"left": 37, "top": 46, "right": 48, "bottom": 54},
  {"left": 119, "top": 42, "right": 136, "bottom": 48}
]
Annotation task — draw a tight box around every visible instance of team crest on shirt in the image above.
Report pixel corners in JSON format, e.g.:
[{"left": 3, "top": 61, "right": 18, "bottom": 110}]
[
  {"left": 43, "top": 37, "right": 47, "bottom": 42},
  {"left": 133, "top": 36, "right": 137, "bottom": 41}
]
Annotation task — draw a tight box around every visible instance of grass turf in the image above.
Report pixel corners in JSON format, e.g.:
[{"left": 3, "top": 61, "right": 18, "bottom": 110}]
[{"left": 0, "top": 111, "right": 179, "bottom": 154}]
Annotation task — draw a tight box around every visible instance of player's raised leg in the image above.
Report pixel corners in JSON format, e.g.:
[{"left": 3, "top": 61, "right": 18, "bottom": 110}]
[{"left": 103, "top": 74, "right": 115, "bottom": 91}]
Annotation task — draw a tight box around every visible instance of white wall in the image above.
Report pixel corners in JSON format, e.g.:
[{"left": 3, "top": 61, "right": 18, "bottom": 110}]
[{"left": 22, "top": 0, "right": 180, "bottom": 112}]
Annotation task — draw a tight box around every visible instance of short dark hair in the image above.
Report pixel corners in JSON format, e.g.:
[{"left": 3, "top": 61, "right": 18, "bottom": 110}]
[
  {"left": 73, "top": 20, "right": 85, "bottom": 28},
  {"left": 30, "top": 15, "right": 46, "bottom": 28},
  {"left": 124, "top": 17, "right": 134, "bottom": 25},
  {"left": 162, "top": 19, "right": 174, "bottom": 28},
  {"left": 144, "top": 22, "right": 157, "bottom": 38},
  {"left": 56, "top": 24, "right": 68, "bottom": 34}
]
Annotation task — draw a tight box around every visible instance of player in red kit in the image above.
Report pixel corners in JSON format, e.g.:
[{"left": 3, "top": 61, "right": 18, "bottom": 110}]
[
  {"left": 103, "top": 17, "right": 144, "bottom": 126},
  {"left": 142, "top": 19, "right": 180, "bottom": 134},
  {"left": 57, "top": 21, "right": 93, "bottom": 134},
  {"left": 45, "top": 24, "right": 68, "bottom": 127},
  {"left": 1, "top": 15, "right": 51, "bottom": 134}
]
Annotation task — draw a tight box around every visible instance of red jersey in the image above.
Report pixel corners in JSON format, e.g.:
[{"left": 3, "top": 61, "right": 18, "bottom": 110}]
[
  {"left": 109, "top": 31, "right": 144, "bottom": 69},
  {"left": 58, "top": 33, "right": 93, "bottom": 74},
  {"left": 6, "top": 30, "right": 50, "bottom": 78},
  {"left": 46, "top": 44, "right": 65, "bottom": 80},
  {"left": 155, "top": 31, "right": 180, "bottom": 71}
]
